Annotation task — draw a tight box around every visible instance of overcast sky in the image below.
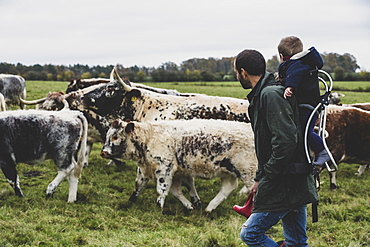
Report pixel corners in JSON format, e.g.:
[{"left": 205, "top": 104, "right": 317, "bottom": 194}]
[{"left": 1, "top": 0, "right": 369, "bottom": 71}]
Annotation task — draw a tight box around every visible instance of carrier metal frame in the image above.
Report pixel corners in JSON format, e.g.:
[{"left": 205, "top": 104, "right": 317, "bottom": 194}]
[{"left": 303, "top": 69, "right": 338, "bottom": 172}]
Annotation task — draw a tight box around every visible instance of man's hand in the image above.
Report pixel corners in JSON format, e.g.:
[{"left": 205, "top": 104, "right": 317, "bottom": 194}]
[{"left": 250, "top": 181, "right": 259, "bottom": 193}]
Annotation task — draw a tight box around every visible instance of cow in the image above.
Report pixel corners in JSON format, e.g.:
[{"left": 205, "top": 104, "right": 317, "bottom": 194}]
[
  {"left": 19, "top": 85, "right": 111, "bottom": 167},
  {"left": 0, "top": 74, "right": 26, "bottom": 110},
  {"left": 328, "top": 92, "right": 345, "bottom": 105},
  {"left": 100, "top": 119, "right": 256, "bottom": 212},
  {"left": 82, "top": 68, "right": 249, "bottom": 136},
  {"left": 67, "top": 77, "right": 181, "bottom": 96},
  {"left": 323, "top": 105, "right": 370, "bottom": 189},
  {"left": 348, "top": 102, "right": 370, "bottom": 111},
  {"left": 67, "top": 78, "right": 110, "bottom": 93},
  {"left": 0, "top": 109, "right": 88, "bottom": 202}
]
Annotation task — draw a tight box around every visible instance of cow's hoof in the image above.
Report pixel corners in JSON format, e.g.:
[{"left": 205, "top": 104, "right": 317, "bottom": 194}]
[
  {"left": 129, "top": 193, "right": 138, "bottom": 202},
  {"left": 330, "top": 183, "right": 338, "bottom": 190},
  {"left": 15, "top": 189, "right": 24, "bottom": 198},
  {"left": 46, "top": 192, "right": 54, "bottom": 198},
  {"left": 191, "top": 199, "right": 202, "bottom": 209}
]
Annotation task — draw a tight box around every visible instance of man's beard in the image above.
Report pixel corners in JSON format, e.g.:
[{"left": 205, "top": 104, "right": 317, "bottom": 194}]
[{"left": 238, "top": 75, "right": 252, "bottom": 89}]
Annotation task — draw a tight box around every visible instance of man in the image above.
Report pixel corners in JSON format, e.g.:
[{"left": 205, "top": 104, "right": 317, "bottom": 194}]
[{"left": 234, "top": 49, "right": 318, "bottom": 247}]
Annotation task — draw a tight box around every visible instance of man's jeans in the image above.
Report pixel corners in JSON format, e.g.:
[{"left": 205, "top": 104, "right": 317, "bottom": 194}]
[{"left": 240, "top": 205, "right": 308, "bottom": 247}]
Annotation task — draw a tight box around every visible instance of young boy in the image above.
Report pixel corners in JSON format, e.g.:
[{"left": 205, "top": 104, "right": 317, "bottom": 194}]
[{"left": 277, "top": 36, "right": 330, "bottom": 166}]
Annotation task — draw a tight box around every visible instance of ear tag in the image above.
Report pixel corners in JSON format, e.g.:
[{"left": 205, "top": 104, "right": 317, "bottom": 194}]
[{"left": 131, "top": 96, "right": 137, "bottom": 102}]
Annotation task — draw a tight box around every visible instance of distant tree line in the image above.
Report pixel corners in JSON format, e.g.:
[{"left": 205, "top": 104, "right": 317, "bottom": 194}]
[{"left": 1, "top": 52, "right": 369, "bottom": 82}]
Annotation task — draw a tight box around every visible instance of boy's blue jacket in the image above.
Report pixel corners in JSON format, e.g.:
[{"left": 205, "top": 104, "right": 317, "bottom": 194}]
[{"left": 278, "top": 47, "right": 324, "bottom": 106}]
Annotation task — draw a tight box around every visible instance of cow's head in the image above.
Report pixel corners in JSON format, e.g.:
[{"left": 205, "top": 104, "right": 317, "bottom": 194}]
[
  {"left": 100, "top": 119, "right": 133, "bottom": 159},
  {"left": 19, "top": 91, "right": 84, "bottom": 111},
  {"left": 329, "top": 92, "right": 345, "bottom": 105},
  {"left": 83, "top": 67, "right": 142, "bottom": 119}
]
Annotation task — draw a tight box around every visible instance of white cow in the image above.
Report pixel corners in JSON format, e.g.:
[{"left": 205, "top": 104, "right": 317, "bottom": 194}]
[
  {"left": 101, "top": 119, "right": 257, "bottom": 212},
  {"left": 0, "top": 74, "right": 26, "bottom": 110},
  {"left": 0, "top": 110, "right": 88, "bottom": 202}
]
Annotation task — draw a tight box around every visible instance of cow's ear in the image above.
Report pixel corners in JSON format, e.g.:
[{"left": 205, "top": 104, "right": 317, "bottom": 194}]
[
  {"left": 125, "top": 122, "right": 135, "bottom": 134},
  {"left": 128, "top": 89, "right": 141, "bottom": 101}
]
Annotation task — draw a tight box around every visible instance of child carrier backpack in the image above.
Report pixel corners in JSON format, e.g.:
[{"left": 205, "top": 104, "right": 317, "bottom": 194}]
[
  {"left": 303, "top": 69, "right": 337, "bottom": 172},
  {"left": 303, "top": 69, "right": 338, "bottom": 223}
]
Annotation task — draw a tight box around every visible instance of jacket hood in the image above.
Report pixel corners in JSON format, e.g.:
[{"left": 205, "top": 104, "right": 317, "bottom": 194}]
[{"left": 290, "top": 46, "right": 323, "bottom": 69}]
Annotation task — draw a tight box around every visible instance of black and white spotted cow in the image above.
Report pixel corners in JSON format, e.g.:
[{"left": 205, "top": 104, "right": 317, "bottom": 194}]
[
  {"left": 84, "top": 68, "right": 251, "bottom": 201},
  {"left": 0, "top": 74, "right": 26, "bottom": 110},
  {"left": 19, "top": 85, "right": 109, "bottom": 167},
  {"left": 100, "top": 119, "right": 256, "bottom": 212},
  {"left": 67, "top": 78, "right": 111, "bottom": 93},
  {"left": 0, "top": 110, "right": 88, "bottom": 202},
  {"left": 67, "top": 76, "right": 181, "bottom": 95},
  {"left": 82, "top": 68, "right": 250, "bottom": 135}
]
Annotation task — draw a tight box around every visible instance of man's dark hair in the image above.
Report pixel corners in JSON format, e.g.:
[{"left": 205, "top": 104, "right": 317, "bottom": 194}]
[{"left": 235, "top": 49, "right": 266, "bottom": 76}]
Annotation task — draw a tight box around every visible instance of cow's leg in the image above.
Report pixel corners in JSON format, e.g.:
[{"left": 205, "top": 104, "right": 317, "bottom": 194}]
[
  {"left": 205, "top": 173, "right": 238, "bottom": 212},
  {"left": 0, "top": 93, "right": 6, "bottom": 111},
  {"left": 355, "top": 164, "right": 367, "bottom": 176},
  {"left": 66, "top": 167, "right": 79, "bottom": 203},
  {"left": 46, "top": 164, "right": 74, "bottom": 199},
  {"left": 180, "top": 176, "right": 201, "bottom": 208},
  {"left": 129, "top": 167, "right": 149, "bottom": 202},
  {"left": 170, "top": 176, "right": 194, "bottom": 210},
  {"left": 1, "top": 164, "right": 24, "bottom": 197},
  {"left": 107, "top": 158, "right": 124, "bottom": 166},
  {"left": 155, "top": 162, "right": 175, "bottom": 208},
  {"left": 83, "top": 142, "right": 93, "bottom": 167},
  {"left": 329, "top": 171, "right": 338, "bottom": 190}
]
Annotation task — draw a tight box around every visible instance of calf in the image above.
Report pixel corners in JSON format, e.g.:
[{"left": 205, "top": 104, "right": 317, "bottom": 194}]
[
  {"left": 101, "top": 119, "right": 256, "bottom": 212},
  {"left": 324, "top": 105, "right": 370, "bottom": 189},
  {"left": 0, "top": 110, "right": 88, "bottom": 202},
  {"left": 0, "top": 74, "right": 26, "bottom": 110}
]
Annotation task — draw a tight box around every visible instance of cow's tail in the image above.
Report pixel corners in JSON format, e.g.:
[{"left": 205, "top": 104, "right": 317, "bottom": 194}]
[{"left": 74, "top": 113, "right": 88, "bottom": 178}]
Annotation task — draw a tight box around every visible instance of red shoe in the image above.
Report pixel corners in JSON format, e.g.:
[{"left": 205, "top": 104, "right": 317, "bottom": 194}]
[
  {"left": 233, "top": 204, "right": 252, "bottom": 218},
  {"left": 233, "top": 192, "right": 254, "bottom": 218}
]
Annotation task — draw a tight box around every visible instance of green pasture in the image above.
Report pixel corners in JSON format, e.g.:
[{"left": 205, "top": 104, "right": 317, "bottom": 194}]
[{"left": 0, "top": 80, "right": 369, "bottom": 246}]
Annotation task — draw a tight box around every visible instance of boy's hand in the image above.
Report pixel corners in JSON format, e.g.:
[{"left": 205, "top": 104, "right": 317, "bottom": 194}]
[{"left": 284, "top": 87, "right": 293, "bottom": 99}]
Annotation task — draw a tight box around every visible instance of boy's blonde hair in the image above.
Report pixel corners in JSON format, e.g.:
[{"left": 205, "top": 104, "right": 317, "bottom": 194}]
[{"left": 278, "top": 36, "right": 303, "bottom": 57}]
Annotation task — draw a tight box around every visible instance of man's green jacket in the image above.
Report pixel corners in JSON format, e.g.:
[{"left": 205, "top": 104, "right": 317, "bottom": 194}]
[{"left": 247, "top": 72, "right": 318, "bottom": 212}]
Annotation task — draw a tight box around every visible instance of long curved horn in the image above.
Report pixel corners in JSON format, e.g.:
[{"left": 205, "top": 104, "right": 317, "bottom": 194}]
[
  {"left": 18, "top": 95, "right": 46, "bottom": 105},
  {"left": 112, "top": 67, "right": 132, "bottom": 92},
  {"left": 61, "top": 98, "right": 70, "bottom": 111}
]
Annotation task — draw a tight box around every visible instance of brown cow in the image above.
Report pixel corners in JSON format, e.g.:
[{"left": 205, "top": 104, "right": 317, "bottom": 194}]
[{"left": 324, "top": 105, "right": 370, "bottom": 189}]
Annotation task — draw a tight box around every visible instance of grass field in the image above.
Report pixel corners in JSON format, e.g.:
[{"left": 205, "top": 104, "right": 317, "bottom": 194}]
[{"left": 0, "top": 80, "right": 369, "bottom": 246}]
